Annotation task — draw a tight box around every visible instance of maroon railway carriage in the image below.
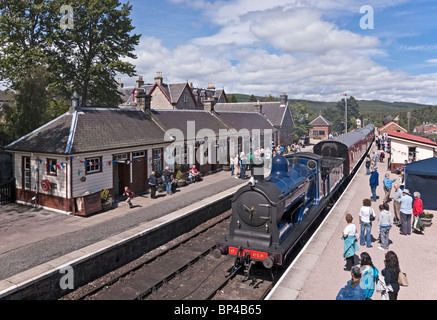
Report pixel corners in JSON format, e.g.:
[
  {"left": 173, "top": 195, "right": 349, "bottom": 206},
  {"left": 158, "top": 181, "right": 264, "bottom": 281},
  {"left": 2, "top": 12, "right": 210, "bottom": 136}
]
[{"left": 313, "top": 124, "right": 375, "bottom": 176}]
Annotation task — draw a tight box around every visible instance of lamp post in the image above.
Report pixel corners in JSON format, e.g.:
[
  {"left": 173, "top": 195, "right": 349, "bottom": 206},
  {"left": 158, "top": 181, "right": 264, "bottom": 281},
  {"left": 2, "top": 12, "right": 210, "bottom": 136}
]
[{"left": 341, "top": 93, "right": 348, "bottom": 133}]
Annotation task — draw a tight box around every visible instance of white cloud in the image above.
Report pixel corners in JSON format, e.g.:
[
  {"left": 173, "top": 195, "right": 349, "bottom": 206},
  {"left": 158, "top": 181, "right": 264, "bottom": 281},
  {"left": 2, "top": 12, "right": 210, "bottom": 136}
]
[
  {"left": 249, "top": 8, "right": 379, "bottom": 54},
  {"left": 124, "top": 1, "right": 437, "bottom": 105}
]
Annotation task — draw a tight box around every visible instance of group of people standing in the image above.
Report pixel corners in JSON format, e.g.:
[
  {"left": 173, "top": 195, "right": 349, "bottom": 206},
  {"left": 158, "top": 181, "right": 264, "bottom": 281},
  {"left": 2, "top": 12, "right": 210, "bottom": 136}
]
[
  {"left": 123, "top": 165, "right": 202, "bottom": 207},
  {"left": 336, "top": 250, "right": 402, "bottom": 300},
  {"left": 339, "top": 149, "right": 428, "bottom": 300}
]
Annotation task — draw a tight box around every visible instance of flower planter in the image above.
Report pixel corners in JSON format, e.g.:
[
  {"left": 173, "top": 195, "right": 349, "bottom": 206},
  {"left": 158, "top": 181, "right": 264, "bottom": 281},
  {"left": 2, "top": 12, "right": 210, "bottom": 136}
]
[
  {"left": 101, "top": 196, "right": 113, "bottom": 211},
  {"left": 101, "top": 201, "right": 112, "bottom": 211},
  {"left": 421, "top": 218, "right": 432, "bottom": 227},
  {"left": 177, "top": 180, "right": 186, "bottom": 187}
]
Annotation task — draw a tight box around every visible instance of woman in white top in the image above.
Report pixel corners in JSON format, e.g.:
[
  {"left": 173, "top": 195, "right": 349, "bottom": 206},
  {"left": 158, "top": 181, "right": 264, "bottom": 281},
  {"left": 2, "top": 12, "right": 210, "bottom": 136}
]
[{"left": 359, "top": 198, "right": 376, "bottom": 248}]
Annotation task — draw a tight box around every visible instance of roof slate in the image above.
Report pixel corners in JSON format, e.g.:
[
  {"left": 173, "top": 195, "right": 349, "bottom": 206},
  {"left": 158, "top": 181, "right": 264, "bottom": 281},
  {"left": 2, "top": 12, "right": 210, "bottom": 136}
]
[
  {"left": 215, "top": 102, "right": 286, "bottom": 127},
  {"left": 215, "top": 111, "right": 274, "bottom": 132},
  {"left": 309, "top": 115, "right": 332, "bottom": 126},
  {"left": 151, "top": 109, "right": 228, "bottom": 137},
  {"left": 5, "top": 109, "right": 166, "bottom": 154}
]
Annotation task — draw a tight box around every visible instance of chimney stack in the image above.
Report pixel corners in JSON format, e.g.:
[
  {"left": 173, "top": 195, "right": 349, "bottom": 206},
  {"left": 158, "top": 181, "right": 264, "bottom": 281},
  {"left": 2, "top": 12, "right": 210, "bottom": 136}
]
[
  {"left": 280, "top": 93, "right": 288, "bottom": 106},
  {"left": 207, "top": 82, "right": 215, "bottom": 90},
  {"left": 154, "top": 71, "right": 163, "bottom": 86},
  {"left": 254, "top": 100, "right": 263, "bottom": 114},
  {"left": 117, "top": 78, "right": 124, "bottom": 89},
  {"left": 69, "top": 90, "right": 81, "bottom": 114},
  {"left": 204, "top": 97, "right": 217, "bottom": 113},
  {"left": 136, "top": 91, "right": 152, "bottom": 115},
  {"left": 136, "top": 75, "right": 144, "bottom": 89}
]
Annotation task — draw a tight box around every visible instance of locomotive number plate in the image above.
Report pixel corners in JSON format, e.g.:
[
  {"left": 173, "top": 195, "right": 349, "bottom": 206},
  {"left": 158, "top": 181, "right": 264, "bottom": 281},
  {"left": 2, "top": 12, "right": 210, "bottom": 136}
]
[{"left": 228, "top": 247, "right": 268, "bottom": 260}]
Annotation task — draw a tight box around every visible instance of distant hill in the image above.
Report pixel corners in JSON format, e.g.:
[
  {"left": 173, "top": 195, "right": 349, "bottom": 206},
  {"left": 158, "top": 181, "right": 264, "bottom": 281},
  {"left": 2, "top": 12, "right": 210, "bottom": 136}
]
[{"left": 228, "top": 93, "right": 431, "bottom": 115}]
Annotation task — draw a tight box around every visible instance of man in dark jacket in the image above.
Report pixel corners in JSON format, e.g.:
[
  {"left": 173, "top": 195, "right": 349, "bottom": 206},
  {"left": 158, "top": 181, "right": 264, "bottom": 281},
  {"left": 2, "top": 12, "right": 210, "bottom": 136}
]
[
  {"left": 163, "top": 167, "right": 174, "bottom": 195},
  {"left": 148, "top": 171, "right": 158, "bottom": 199},
  {"left": 369, "top": 167, "right": 379, "bottom": 202}
]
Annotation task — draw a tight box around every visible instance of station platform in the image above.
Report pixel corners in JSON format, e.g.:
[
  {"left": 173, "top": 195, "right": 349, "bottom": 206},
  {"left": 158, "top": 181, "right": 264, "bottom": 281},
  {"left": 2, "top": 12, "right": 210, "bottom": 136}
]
[
  {"left": 0, "top": 169, "right": 247, "bottom": 298},
  {"left": 267, "top": 151, "right": 437, "bottom": 300}
]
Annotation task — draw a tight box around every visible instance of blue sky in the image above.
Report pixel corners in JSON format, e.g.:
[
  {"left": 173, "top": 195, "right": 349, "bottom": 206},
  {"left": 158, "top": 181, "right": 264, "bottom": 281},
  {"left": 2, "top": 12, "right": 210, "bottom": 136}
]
[{"left": 120, "top": 0, "right": 437, "bottom": 104}]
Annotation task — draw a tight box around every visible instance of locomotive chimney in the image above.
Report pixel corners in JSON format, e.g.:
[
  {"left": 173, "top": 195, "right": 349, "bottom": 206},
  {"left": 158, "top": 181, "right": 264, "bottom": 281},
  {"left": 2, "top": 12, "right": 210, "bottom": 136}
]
[{"left": 251, "top": 160, "right": 265, "bottom": 184}]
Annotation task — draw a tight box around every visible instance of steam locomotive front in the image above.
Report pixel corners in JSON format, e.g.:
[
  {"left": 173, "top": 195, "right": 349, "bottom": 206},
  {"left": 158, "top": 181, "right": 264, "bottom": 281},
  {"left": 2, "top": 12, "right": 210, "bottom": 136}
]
[{"left": 215, "top": 156, "right": 315, "bottom": 266}]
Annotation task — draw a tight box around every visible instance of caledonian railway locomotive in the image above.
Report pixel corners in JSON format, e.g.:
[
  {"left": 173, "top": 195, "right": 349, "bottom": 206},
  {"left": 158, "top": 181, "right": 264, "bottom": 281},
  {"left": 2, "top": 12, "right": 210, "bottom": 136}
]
[{"left": 214, "top": 124, "right": 375, "bottom": 274}]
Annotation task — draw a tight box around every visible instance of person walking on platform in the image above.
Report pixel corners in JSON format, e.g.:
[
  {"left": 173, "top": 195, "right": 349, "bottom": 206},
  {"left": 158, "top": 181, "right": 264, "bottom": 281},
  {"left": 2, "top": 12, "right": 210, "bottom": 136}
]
[
  {"left": 359, "top": 198, "right": 376, "bottom": 248},
  {"left": 342, "top": 213, "right": 359, "bottom": 271},
  {"left": 392, "top": 183, "right": 402, "bottom": 225},
  {"left": 378, "top": 203, "right": 393, "bottom": 250},
  {"left": 398, "top": 189, "right": 413, "bottom": 235},
  {"left": 123, "top": 186, "right": 135, "bottom": 208},
  {"left": 369, "top": 167, "right": 379, "bottom": 202},
  {"left": 336, "top": 266, "right": 366, "bottom": 300},
  {"left": 383, "top": 173, "right": 396, "bottom": 204},
  {"left": 381, "top": 251, "right": 401, "bottom": 300},
  {"left": 148, "top": 171, "right": 157, "bottom": 199},
  {"left": 360, "top": 252, "right": 379, "bottom": 300}
]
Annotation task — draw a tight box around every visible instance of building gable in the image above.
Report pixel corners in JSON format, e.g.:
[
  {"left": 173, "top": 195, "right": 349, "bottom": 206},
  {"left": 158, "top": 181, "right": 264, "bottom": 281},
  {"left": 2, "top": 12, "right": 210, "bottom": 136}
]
[
  {"left": 149, "top": 83, "right": 173, "bottom": 109},
  {"left": 173, "top": 85, "right": 198, "bottom": 109}
]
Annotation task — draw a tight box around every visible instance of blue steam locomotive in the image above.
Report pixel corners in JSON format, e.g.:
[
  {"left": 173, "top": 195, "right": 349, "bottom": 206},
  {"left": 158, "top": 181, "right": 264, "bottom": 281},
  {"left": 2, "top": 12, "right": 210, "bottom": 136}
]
[{"left": 214, "top": 124, "right": 375, "bottom": 271}]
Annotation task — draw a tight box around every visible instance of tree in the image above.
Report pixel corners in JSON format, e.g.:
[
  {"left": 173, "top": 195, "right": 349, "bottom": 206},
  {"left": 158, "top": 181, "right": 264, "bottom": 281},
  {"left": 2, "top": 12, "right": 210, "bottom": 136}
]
[
  {"left": 2, "top": 64, "right": 50, "bottom": 140},
  {"left": 48, "top": 0, "right": 141, "bottom": 107},
  {"left": 325, "top": 96, "right": 361, "bottom": 133},
  {"left": 0, "top": 0, "right": 140, "bottom": 139},
  {"left": 289, "top": 102, "right": 314, "bottom": 141},
  {"left": 0, "top": 0, "right": 52, "bottom": 89},
  {"left": 228, "top": 94, "right": 238, "bottom": 103},
  {"left": 248, "top": 94, "right": 257, "bottom": 102}
]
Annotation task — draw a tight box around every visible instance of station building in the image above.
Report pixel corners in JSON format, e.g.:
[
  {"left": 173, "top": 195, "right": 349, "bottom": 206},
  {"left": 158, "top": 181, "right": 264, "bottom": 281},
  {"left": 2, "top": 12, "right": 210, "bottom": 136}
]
[
  {"left": 4, "top": 81, "right": 294, "bottom": 215},
  {"left": 388, "top": 130, "right": 437, "bottom": 172}
]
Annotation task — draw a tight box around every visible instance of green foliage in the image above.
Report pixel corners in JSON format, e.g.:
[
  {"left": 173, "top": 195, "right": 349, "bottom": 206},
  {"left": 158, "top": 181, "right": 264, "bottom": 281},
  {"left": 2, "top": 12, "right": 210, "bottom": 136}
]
[
  {"left": 100, "top": 188, "right": 111, "bottom": 202},
  {"left": 0, "top": 0, "right": 52, "bottom": 88},
  {"left": 2, "top": 64, "right": 52, "bottom": 140},
  {"left": 248, "top": 94, "right": 257, "bottom": 102},
  {"left": 48, "top": 0, "right": 141, "bottom": 107},
  {"left": 289, "top": 102, "right": 314, "bottom": 140},
  {"left": 228, "top": 94, "right": 239, "bottom": 103},
  {"left": 318, "top": 96, "right": 361, "bottom": 133},
  {"left": 175, "top": 170, "right": 183, "bottom": 181},
  {"left": 0, "top": 0, "right": 141, "bottom": 140}
]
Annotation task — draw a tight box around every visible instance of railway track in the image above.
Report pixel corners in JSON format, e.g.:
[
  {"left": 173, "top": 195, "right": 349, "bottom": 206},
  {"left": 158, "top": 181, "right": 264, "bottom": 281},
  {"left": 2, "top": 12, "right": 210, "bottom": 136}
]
[
  {"left": 61, "top": 211, "right": 232, "bottom": 300},
  {"left": 61, "top": 209, "right": 278, "bottom": 301}
]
